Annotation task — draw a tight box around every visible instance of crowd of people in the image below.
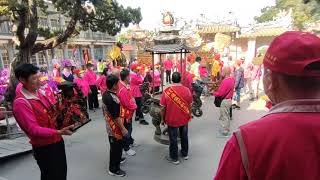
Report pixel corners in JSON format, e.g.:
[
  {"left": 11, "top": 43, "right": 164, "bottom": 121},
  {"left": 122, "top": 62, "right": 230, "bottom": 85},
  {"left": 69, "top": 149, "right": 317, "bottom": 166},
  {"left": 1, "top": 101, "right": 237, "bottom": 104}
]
[{"left": 10, "top": 31, "right": 320, "bottom": 180}]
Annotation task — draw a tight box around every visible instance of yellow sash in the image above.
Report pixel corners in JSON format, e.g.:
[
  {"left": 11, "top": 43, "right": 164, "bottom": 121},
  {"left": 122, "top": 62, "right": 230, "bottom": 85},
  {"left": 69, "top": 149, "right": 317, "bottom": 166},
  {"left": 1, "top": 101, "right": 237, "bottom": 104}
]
[{"left": 164, "top": 87, "right": 190, "bottom": 116}]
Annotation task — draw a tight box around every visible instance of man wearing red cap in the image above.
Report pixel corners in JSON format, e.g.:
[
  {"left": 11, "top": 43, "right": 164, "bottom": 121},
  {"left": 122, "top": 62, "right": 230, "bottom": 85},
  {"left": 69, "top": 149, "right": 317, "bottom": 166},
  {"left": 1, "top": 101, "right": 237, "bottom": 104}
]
[{"left": 214, "top": 31, "right": 320, "bottom": 180}]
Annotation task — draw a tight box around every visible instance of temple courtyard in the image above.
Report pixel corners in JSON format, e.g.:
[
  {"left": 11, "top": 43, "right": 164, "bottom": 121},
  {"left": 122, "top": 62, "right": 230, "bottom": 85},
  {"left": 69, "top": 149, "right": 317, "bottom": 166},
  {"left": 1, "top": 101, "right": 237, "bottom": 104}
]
[{"left": 0, "top": 96, "right": 267, "bottom": 180}]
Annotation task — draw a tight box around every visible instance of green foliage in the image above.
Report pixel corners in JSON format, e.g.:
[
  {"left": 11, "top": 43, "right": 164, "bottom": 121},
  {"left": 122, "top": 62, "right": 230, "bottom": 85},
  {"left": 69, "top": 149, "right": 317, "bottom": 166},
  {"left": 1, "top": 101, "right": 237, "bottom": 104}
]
[
  {"left": 117, "top": 32, "right": 130, "bottom": 44},
  {"left": 254, "top": 6, "right": 280, "bottom": 23},
  {"left": 255, "top": 0, "right": 320, "bottom": 29},
  {"left": 3, "top": 0, "right": 142, "bottom": 36},
  {"left": 50, "top": 0, "right": 142, "bottom": 36},
  {"left": 38, "top": 27, "right": 64, "bottom": 39}
]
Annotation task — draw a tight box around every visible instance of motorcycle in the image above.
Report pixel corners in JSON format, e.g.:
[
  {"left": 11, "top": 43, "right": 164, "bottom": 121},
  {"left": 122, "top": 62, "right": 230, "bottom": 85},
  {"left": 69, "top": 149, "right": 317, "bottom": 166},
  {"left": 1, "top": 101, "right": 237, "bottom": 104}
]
[
  {"left": 140, "top": 82, "right": 153, "bottom": 114},
  {"left": 191, "top": 80, "right": 204, "bottom": 117}
]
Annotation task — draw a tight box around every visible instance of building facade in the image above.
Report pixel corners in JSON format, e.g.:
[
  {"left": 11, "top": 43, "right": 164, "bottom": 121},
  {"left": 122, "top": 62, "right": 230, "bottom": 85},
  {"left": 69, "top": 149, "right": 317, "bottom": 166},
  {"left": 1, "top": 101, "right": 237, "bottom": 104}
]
[{"left": 0, "top": 3, "right": 116, "bottom": 70}]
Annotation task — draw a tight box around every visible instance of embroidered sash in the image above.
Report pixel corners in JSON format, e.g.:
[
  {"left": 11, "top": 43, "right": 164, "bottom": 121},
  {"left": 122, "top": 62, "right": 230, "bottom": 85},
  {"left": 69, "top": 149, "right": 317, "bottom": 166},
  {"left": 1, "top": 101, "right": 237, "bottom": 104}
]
[
  {"left": 164, "top": 87, "right": 190, "bottom": 116},
  {"left": 103, "top": 106, "right": 125, "bottom": 140}
]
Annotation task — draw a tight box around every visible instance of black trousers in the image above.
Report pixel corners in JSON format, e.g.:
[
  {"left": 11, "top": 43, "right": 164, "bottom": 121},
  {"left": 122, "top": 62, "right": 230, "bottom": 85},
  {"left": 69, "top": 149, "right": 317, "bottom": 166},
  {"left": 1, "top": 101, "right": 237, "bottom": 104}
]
[
  {"left": 88, "top": 85, "right": 99, "bottom": 109},
  {"left": 33, "top": 140, "right": 67, "bottom": 180},
  {"left": 166, "top": 70, "right": 172, "bottom": 83},
  {"left": 135, "top": 97, "right": 144, "bottom": 120},
  {"left": 108, "top": 136, "right": 124, "bottom": 173},
  {"left": 168, "top": 125, "right": 189, "bottom": 161},
  {"left": 123, "top": 119, "right": 134, "bottom": 151}
]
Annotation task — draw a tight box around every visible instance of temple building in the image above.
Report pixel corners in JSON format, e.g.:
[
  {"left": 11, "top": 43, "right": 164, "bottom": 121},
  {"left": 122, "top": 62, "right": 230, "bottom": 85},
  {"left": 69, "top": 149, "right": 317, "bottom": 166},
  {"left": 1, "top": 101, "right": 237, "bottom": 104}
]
[{"left": 0, "top": 1, "right": 115, "bottom": 70}]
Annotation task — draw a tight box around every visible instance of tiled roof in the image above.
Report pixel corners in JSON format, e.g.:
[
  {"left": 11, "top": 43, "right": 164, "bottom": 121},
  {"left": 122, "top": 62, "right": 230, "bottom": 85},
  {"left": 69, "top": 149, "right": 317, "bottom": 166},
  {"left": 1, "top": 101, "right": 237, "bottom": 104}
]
[
  {"left": 198, "top": 24, "right": 240, "bottom": 34},
  {"left": 239, "top": 27, "right": 287, "bottom": 38},
  {"left": 145, "top": 43, "right": 198, "bottom": 53}
]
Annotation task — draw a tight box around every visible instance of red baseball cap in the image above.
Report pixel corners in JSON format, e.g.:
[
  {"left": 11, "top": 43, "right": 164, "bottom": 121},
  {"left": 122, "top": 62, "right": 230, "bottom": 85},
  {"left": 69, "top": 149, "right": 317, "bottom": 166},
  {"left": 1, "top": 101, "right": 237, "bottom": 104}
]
[
  {"left": 263, "top": 31, "right": 320, "bottom": 77},
  {"left": 130, "top": 64, "right": 138, "bottom": 70}
]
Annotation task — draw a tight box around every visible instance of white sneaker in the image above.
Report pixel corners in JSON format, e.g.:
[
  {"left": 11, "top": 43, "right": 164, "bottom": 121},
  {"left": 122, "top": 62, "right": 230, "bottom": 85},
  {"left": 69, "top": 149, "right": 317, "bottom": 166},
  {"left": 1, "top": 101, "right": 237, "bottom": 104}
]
[
  {"left": 183, "top": 156, "right": 189, "bottom": 160},
  {"left": 166, "top": 156, "right": 180, "bottom": 165},
  {"left": 125, "top": 149, "right": 136, "bottom": 156}
]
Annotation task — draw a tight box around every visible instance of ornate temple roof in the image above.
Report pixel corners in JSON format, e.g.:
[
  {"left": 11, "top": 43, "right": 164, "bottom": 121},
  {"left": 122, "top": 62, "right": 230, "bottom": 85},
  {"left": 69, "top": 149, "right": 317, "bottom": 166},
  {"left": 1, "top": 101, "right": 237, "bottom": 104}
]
[
  {"left": 239, "top": 27, "right": 287, "bottom": 38},
  {"left": 145, "top": 40, "right": 199, "bottom": 53},
  {"left": 198, "top": 24, "right": 240, "bottom": 34},
  {"left": 239, "top": 9, "right": 293, "bottom": 39}
]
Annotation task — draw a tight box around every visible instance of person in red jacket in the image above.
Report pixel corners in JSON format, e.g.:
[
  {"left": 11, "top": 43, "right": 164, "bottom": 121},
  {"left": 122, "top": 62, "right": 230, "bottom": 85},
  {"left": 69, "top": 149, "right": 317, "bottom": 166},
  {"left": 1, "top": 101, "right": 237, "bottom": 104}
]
[
  {"left": 118, "top": 69, "right": 138, "bottom": 156},
  {"left": 214, "top": 31, "right": 320, "bottom": 180},
  {"left": 13, "top": 64, "right": 74, "bottom": 180},
  {"left": 160, "top": 72, "right": 193, "bottom": 165},
  {"left": 213, "top": 67, "right": 235, "bottom": 136}
]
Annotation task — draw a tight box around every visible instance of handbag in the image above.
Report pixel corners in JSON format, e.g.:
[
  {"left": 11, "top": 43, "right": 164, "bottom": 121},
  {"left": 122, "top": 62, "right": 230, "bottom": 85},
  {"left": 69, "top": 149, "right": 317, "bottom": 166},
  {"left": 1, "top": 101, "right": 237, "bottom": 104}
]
[{"left": 214, "top": 88, "right": 232, "bottom": 107}]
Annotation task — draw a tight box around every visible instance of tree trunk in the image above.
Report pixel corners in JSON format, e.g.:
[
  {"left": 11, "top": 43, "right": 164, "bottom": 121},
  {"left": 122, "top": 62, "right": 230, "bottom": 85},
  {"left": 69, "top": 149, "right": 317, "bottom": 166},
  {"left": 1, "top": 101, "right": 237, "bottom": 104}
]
[{"left": 5, "top": 47, "right": 31, "bottom": 108}]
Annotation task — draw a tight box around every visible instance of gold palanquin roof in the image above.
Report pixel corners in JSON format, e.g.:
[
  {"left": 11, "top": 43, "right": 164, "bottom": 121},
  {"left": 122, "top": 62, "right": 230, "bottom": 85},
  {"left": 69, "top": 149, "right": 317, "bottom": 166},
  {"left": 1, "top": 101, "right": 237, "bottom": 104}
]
[
  {"left": 239, "top": 27, "right": 287, "bottom": 38},
  {"left": 198, "top": 24, "right": 240, "bottom": 34}
]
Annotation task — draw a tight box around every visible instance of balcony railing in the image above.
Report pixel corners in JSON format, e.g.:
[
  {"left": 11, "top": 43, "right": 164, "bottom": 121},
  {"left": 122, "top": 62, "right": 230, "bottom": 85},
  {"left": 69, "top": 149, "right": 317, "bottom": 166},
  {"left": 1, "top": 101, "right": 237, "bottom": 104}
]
[{"left": 77, "top": 31, "right": 114, "bottom": 41}]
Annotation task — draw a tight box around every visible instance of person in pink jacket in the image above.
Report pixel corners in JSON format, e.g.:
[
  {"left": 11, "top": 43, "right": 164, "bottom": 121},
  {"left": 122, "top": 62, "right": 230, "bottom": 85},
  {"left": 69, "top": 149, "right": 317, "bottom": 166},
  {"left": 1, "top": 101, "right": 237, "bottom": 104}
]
[
  {"left": 83, "top": 63, "right": 98, "bottom": 110},
  {"left": 150, "top": 65, "right": 161, "bottom": 93},
  {"left": 130, "top": 64, "right": 149, "bottom": 125},
  {"left": 13, "top": 64, "right": 74, "bottom": 180},
  {"left": 73, "top": 69, "right": 90, "bottom": 97},
  {"left": 96, "top": 68, "right": 108, "bottom": 96}
]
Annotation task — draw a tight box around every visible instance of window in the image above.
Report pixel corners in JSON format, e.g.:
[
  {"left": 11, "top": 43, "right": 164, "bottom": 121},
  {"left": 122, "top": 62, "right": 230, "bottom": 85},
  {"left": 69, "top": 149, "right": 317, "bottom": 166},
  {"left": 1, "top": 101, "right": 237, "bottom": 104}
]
[
  {"left": 0, "top": 22, "right": 10, "bottom": 34},
  {"left": 67, "top": 50, "right": 73, "bottom": 59},
  {"left": 39, "top": 18, "right": 48, "bottom": 27},
  {"left": 55, "top": 49, "right": 63, "bottom": 59},
  {"left": 31, "top": 55, "right": 37, "bottom": 66},
  {"left": 85, "top": 31, "right": 92, "bottom": 39},
  {"left": 1, "top": 49, "right": 10, "bottom": 68},
  {"left": 94, "top": 48, "right": 103, "bottom": 60},
  {"left": 50, "top": 19, "right": 59, "bottom": 28},
  {"left": 38, "top": 52, "right": 46, "bottom": 67}
]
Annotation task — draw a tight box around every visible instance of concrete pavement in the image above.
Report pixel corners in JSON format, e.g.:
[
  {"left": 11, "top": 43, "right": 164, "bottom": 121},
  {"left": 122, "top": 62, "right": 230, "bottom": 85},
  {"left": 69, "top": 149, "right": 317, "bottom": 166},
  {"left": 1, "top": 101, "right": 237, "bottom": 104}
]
[{"left": 0, "top": 96, "right": 267, "bottom": 180}]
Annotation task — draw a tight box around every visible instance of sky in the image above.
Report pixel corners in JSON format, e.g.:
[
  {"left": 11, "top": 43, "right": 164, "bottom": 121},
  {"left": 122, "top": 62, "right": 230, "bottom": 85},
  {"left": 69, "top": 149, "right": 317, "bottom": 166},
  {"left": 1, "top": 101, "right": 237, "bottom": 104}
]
[{"left": 117, "top": 0, "right": 276, "bottom": 29}]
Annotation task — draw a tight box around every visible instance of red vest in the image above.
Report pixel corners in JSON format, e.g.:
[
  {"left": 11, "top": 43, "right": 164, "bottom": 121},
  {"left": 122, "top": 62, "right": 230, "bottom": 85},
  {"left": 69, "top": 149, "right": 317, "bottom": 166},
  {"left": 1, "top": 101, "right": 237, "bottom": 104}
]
[
  {"left": 237, "top": 100, "right": 320, "bottom": 180},
  {"left": 15, "top": 92, "right": 61, "bottom": 147}
]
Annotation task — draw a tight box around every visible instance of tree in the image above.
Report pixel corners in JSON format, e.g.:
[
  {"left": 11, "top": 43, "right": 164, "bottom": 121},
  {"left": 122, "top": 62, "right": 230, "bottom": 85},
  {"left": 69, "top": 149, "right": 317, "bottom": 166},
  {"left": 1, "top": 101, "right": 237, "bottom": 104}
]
[
  {"left": 0, "top": 0, "right": 142, "bottom": 103},
  {"left": 255, "top": 0, "right": 320, "bottom": 29}
]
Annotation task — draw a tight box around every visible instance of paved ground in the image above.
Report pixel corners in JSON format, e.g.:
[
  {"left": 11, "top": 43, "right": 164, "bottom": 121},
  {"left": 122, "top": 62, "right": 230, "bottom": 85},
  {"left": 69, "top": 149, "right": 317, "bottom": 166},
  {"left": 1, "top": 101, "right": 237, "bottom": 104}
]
[{"left": 0, "top": 95, "right": 267, "bottom": 180}]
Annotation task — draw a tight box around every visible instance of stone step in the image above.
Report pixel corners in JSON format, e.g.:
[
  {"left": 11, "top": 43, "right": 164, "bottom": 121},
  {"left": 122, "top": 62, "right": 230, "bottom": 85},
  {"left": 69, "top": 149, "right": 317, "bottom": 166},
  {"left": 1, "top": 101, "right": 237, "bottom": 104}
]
[{"left": 0, "top": 136, "right": 32, "bottom": 160}]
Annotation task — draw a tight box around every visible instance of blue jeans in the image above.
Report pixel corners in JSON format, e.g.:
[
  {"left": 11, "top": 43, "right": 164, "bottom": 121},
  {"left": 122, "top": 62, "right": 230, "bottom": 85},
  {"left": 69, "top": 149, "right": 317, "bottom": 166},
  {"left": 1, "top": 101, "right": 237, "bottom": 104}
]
[
  {"left": 123, "top": 119, "right": 134, "bottom": 151},
  {"left": 168, "top": 125, "right": 189, "bottom": 161},
  {"left": 234, "top": 88, "right": 241, "bottom": 103}
]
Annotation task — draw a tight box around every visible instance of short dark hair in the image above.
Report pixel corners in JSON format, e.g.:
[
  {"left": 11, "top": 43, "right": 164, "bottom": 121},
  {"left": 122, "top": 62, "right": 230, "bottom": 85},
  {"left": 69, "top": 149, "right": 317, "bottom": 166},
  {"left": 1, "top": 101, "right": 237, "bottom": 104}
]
[
  {"left": 172, "top": 72, "right": 181, "bottom": 83},
  {"left": 120, "top": 69, "right": 130, "bottom": 81},
  {"left": 195, "top": 56, "right": 201, "bottom": 62},
  {"left": 106, "top": 74, "right": 119, "bottom": 90},
  {"left": 14, "top": 63, "right": 39, "bottom": 81}
]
